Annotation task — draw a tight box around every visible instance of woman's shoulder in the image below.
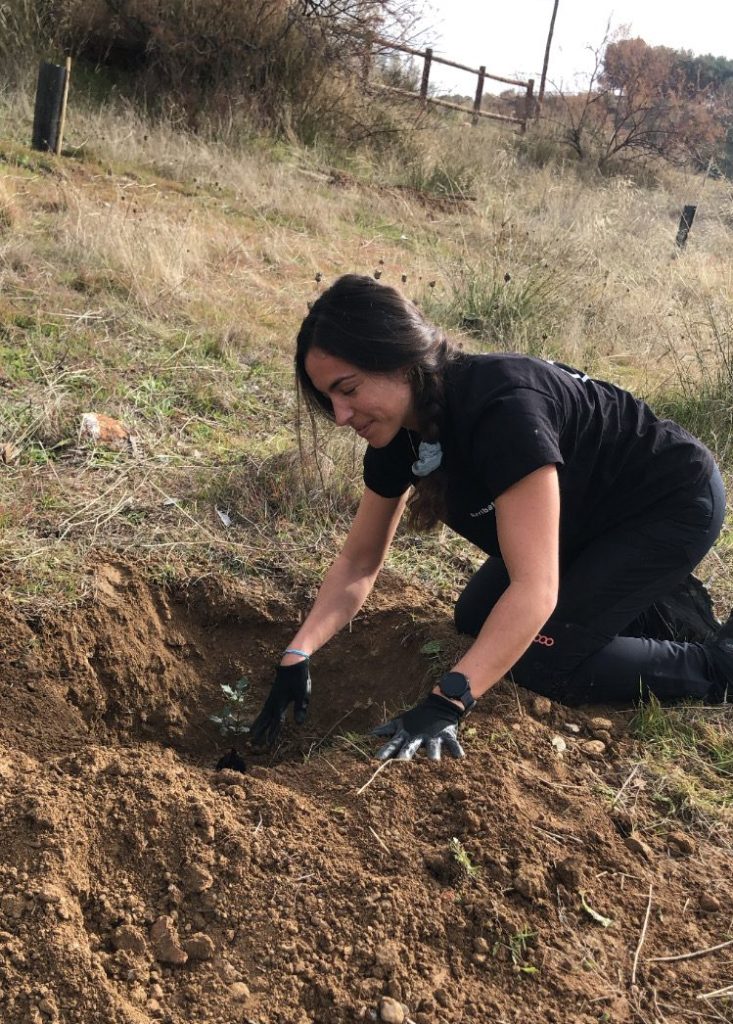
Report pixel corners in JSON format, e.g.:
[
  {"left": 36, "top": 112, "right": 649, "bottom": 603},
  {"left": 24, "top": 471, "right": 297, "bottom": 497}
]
[{"left": 446, "top": 351, "right": 553, "bottom": 400}]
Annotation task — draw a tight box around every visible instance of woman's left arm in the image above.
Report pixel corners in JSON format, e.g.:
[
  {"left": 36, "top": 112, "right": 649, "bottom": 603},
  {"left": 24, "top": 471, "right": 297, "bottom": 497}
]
[{"left": 444, "top": 463, "right": 561, "bottom": 700}]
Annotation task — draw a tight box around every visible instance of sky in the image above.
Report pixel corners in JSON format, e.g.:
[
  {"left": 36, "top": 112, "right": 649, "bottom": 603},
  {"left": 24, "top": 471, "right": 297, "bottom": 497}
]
[{"left": 419, "top": 0, "right": 733, "bottom": 95}]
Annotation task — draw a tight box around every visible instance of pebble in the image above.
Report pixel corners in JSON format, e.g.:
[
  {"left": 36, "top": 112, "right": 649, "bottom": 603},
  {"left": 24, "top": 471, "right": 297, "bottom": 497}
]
[
  {"left": 581, "top": 740, "right": 606, "bottom": 757},
  {"left": 589, "top": 716, "right": 613, "bottom": 732},
  {"left": 551, "top": 735, "right": 567, "bottom": 754},
  {"left": 700, "top": 893, "right": 721, "bottom": 913},
  {"left": 379, "top": 996, "right": 404, "bottom": 1023},
  {"left": 532, "top": 696, "right": 552, "bottom": 718},
  {"left": 229, "top": 982, "right": 251, "bottom": 1002},
  {"left": 473, "top": 937, "right": 489, "bottom": 953},
  {"left": 565, "top": 723, "right": 580, "bottom": 734}
]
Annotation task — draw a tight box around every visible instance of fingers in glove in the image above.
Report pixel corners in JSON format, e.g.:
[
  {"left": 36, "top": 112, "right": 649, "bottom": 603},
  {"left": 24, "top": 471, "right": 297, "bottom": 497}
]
[
  {"left": 425, "top": 736, "right": 442, "bottom": 761},
  {"left": 250, "top": 702, "right": 284, "bottom": 748},
  {"left": 376, "top": 729, "right": 409, "bottom": 760},
  {"left": 396, "top": 736, "right": 424, "bottom": 761},
  {"left": 442, "top": 732, "right": 466, "bottom": 759},
  {"left": 371, "top": 717, "right": 401, "bottom": 738},
  {"left": 293, "top": 694, "right": 310, "bottom": 725}
]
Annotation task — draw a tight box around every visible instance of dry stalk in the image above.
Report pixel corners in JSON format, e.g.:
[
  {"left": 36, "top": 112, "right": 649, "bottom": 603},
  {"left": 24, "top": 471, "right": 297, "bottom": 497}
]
[
  {"left": 631, "top": 884, "right": 653, "bottom": 988},
  {"left": 367, "top": 825, "right": 390, "bottom": 854},
  {"left": 649, "top": 936, "right": 733, "bottom": 964},
  {"left": 356, "top": 758, "right": 392, "bottom": 796},
  {"left": 611, "top": 763, "right": 642, "bottom": 808}
]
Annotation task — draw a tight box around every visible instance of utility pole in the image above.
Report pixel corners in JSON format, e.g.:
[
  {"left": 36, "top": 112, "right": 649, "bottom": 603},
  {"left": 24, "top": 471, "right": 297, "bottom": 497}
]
[{"left": 537, "top": 0, "right": 560, "bottom": 118}]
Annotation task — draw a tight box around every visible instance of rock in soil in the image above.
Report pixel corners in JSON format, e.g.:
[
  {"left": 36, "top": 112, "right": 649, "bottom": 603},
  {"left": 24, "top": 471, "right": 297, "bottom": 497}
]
[{"left": 379, "top": 995, "right": 405, "bottom": 1023}]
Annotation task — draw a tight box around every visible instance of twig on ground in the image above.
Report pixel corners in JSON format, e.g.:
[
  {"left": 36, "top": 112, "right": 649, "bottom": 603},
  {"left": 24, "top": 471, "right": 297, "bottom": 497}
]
[
  {"left": 698, "top": 984, "right": 733, "bottom": 1000},
  {"left": 306, "top": 709, "right": 355, "bottom": 755},
  {"left": 531, "top": 823, "right": 584, "bottom": 846},
  {"left": 631, "top": 884, "right": 653, "bottom": 987},
  {"left": 612, "top": 763, "right": 641, "bottom": 807},
  {"left": 511, "top": 681, "right": 524, "bottom": 718},
  {"left": 337, "top": 735, "right": 371, "bottom": 760},
  {"left": 368, "top": 825, "right": 390, "bottom": 854},
  {"left": 356, "top": 759, "right": 391, "bottom": 796},
  {"left": 650, "top": 936, "right": 733, "bottom": 964}
]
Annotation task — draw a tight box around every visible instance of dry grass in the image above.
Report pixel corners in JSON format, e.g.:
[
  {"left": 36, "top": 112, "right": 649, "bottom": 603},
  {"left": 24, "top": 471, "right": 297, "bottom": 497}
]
[{"left": 0, "top": 85, "right": 732, "bottom": 616}]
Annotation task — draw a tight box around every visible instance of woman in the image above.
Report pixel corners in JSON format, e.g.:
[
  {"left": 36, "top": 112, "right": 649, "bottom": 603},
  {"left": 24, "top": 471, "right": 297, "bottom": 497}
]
[{"left": 249, "top": 274, "right": 731, "bottom": 760}]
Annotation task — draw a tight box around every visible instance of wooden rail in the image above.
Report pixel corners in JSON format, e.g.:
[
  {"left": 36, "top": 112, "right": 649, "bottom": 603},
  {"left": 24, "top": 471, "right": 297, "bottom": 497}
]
[{"left": 362, "top": 34, "right": 534, "bottom": 131}]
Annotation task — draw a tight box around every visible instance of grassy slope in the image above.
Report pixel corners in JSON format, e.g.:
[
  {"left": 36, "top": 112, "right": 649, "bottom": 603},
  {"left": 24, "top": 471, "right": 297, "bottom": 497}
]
[{"left": 2, "top": 80, "right": 733, "bottom": 828}]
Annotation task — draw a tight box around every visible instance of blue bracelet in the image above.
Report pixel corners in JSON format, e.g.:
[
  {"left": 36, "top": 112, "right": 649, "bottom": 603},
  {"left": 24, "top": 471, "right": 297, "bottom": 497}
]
[{"left": 284, "top": 648, "right": 310, "bottom": 660}]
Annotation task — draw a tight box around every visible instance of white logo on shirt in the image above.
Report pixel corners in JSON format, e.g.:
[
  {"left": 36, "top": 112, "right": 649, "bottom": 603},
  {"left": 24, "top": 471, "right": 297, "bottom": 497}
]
[{"left": 469, "top": 503, "right": 495, "bottom": 518}]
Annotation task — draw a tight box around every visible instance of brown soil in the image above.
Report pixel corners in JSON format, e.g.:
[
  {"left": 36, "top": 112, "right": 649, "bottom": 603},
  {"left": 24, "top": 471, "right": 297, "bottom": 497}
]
[{"left": 1, "top": 559, "right": 731, "bottom": 1024}]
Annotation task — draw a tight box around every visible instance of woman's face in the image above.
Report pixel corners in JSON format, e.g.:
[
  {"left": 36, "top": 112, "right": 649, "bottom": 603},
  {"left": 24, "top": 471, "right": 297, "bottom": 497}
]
[{"left": 304, "top": 347, "right": 417, "bottom": 447}]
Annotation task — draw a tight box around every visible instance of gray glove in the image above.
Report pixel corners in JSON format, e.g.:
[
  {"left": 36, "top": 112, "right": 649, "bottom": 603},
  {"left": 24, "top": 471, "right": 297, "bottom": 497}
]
[{"left": 372, "top": 694, "right": 466, "bottom": 761}]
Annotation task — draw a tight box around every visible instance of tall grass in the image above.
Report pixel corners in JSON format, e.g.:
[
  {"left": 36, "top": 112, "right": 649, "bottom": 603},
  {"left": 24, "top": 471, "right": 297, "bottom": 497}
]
[{"left": 653, "top": 304, "right": 733, "bottom": 461}]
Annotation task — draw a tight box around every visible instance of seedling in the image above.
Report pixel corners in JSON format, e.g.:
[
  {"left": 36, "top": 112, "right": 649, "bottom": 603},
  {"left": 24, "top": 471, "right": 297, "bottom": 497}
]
[
  {"left": 493, "top": 926, "right": 538, "bottom": 975},
  {"left": 449, "top": 837, "right": 480, "bottom": 880},
  {"left": 209, "top": 677, "right": 252, "bottom": 736}
]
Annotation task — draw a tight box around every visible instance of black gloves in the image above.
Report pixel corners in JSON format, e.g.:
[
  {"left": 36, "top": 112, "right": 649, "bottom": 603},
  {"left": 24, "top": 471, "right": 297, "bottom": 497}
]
[
  {"left": 372, "top": 693, "right": 466, "bottom": 761},
  {"left": 249, "top": 660, "right": 311, "bottom": 747}
]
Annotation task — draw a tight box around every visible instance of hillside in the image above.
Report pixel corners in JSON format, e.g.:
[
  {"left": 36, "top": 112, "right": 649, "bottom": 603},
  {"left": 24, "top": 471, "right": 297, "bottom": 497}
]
[{"left": 2, "top": 81, "right": 733, "bottom": 1024}]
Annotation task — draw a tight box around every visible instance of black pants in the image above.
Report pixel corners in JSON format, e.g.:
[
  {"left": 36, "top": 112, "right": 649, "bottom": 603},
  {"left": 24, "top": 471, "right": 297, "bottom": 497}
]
[{"left": 454, "top": 467, "right": 727, "bottom": 705}]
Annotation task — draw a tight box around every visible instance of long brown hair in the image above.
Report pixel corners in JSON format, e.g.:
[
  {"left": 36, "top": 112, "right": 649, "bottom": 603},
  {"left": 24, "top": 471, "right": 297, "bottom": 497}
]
[{"left": 295, "top": 274, "right": 457, "bottom": 529}]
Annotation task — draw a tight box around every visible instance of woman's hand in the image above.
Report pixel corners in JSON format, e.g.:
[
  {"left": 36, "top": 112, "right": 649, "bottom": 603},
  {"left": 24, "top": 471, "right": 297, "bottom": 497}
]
[
  {"left": 249, "top": 660, "right": 311, "bottom": 747},
  {"left": 371, "top": 694, "right": 466, "bottom": 761}
]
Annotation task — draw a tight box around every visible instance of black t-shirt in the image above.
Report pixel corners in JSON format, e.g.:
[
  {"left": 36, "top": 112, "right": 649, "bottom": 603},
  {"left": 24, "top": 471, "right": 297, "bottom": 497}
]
[{"left": 363, "top": 353, "right": 714, "bottom": 558}]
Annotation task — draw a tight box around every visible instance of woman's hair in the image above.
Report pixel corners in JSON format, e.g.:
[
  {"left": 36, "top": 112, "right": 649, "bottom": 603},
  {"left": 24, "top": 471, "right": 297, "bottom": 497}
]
[{"left": 295, "top": 274, "right": 458, "bottom": 529}]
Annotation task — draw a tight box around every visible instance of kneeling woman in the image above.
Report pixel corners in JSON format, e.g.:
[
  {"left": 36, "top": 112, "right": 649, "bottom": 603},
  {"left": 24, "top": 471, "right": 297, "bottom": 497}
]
[{"left": 250, "top": 274, "right": 730, "bottom": 760}]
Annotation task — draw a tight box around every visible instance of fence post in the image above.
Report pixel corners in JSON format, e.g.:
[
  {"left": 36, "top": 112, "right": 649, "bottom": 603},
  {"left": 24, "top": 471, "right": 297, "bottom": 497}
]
[
  {"left": 420, "top": 47, "right": 432, "bottom": 109},
  {"left": 32, "top": 60, "right": 70, "bottom": 152},
  {"left": 675, "top": 205, "right": 697, "bottom": 248},
  {"left": 472, "top": 65, "right": 486, "bottom": 126},
  {"left": 522, "top": 78, "right": 535, "bottom": 132}
]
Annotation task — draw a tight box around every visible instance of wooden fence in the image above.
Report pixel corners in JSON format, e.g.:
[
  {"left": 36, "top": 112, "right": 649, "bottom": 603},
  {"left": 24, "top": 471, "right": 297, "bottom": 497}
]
[{"left": 362, "top": 34, "right": 534, "bottom": 132}]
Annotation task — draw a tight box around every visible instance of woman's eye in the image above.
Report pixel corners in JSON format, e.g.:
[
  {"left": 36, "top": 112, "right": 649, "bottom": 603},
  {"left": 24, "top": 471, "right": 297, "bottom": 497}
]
[{"left": 341, "top": 387, "right": 357, "bottom": 396}]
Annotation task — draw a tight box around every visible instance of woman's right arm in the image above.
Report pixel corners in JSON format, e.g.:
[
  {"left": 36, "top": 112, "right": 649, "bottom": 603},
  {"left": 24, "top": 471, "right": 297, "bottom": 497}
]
[{"left": 281, "top": 486, "right": 410, "bottom": 665}]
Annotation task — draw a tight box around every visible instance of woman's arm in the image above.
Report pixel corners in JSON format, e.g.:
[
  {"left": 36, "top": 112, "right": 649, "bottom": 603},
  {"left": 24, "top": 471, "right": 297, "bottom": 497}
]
[
  {"left": 281, "top": 486, "right": 410, "bottom": 665},
  {"left": 447, "top": 464, "right": 560, "bottom": 698}
]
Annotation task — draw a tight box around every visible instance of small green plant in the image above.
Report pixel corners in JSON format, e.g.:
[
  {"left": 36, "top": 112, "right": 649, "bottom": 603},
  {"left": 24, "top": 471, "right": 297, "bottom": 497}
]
[
  {"left": 209, "top": 678, "right": 252, "bottom": 736},
  {"left": 449, "top": 837, "right": 480, "bottom": 880},
  {"left": 493, "top": 926, "right": 538, "bottom": 975}
]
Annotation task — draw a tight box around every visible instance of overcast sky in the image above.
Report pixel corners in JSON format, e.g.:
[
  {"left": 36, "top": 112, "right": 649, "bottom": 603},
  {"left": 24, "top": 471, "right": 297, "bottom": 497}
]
[{"left": 419, "top": 0, "right": 733, "bottom": 94}]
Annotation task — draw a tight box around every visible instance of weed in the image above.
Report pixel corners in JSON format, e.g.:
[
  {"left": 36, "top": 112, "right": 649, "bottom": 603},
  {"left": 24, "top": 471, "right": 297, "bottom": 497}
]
[
  {"left": 209, "top": 678, "right": 252, "bottom": 737},
  {"left": 493, "top": 926, "right": 538, "bottom": 975},
  {"left": 422, "top": 257, "right": 565, "bottom": 354},
  {"left": 449, "top": 837, "right": 480, "bottom": 880}
]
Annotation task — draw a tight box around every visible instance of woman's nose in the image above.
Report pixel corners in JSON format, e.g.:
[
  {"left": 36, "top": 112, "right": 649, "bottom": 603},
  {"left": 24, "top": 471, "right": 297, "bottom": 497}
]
[{"left": 331, "top": 395, "right": 352, "bottom": 426}]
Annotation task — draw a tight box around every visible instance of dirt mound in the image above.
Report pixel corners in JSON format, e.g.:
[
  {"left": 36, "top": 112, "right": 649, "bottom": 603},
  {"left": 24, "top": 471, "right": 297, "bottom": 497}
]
[{"left": 1, "top": 561, "right": 731, "bottom": 1023}]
